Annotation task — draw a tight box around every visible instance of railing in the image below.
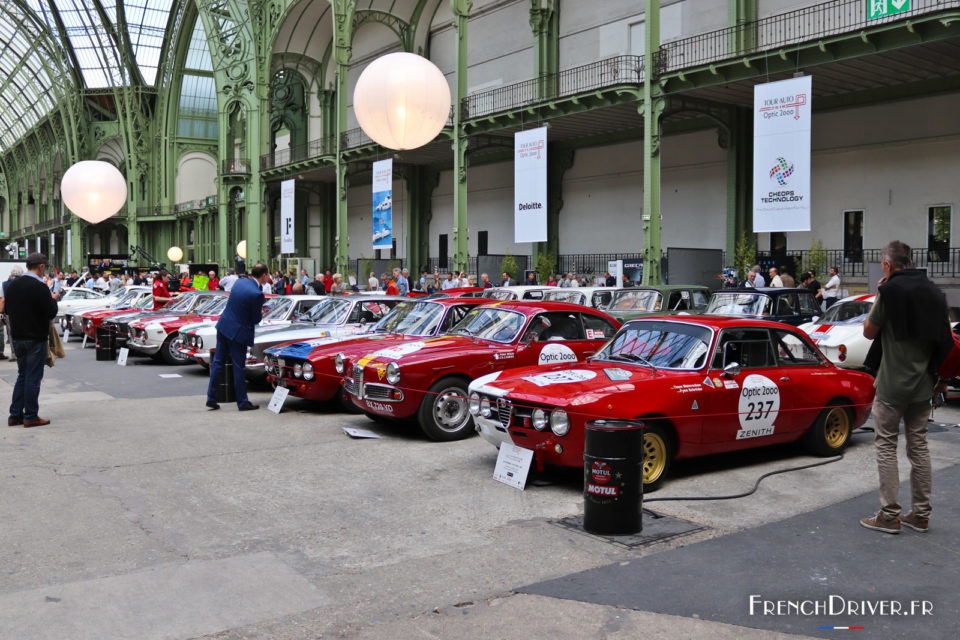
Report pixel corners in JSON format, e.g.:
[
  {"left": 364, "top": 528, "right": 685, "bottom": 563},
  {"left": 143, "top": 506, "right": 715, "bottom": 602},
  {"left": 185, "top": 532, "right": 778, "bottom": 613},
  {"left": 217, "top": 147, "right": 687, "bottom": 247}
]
[
  {"left": 462, "top": 54, "right": 645, "bottom": 120},
  {"left": 260, "top": 136, "right": 337, "bottom": 171},
  {"left": 222, "top": 158, "right": 251, "bottom": 175},
  {"left": 659, "top": 0, "right": 960, "bottom": 73},
  {"left": 756, "top": 247, "right": 960, "bottom": 279},
  {"left": 557, "top": 253, "right": 648, "bottom": 278},
  {"left": 341, "top": 127, "right": 375, "bottom": 150},
  {"left": 33, "top": 215, "right": 70, "bottom": 231},
  {"left": 173, "top": 195, "right": 218, "bottom": 214}
]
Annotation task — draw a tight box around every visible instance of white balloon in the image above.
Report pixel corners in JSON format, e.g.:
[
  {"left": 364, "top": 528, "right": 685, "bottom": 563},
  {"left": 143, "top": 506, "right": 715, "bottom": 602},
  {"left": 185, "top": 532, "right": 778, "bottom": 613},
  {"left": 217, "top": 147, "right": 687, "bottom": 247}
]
[
  {"left": 167, "top": 246, "right": 184, "bottom": 263},
  {"left": 236, "top": 240, "right": 247, "bottom": 259},
  {"left": 61, "top": 161, "right": 127, "bottom": 224},
  {"left": 353, "top": 53, "right": 451, "bottom": 151}
]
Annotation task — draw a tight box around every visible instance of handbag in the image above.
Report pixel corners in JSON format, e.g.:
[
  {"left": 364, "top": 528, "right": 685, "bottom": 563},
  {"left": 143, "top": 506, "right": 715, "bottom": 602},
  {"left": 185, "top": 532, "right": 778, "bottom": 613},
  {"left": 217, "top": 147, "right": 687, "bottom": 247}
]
[{"left": 46, "top": 323, "right": 66, "bottom": 368}]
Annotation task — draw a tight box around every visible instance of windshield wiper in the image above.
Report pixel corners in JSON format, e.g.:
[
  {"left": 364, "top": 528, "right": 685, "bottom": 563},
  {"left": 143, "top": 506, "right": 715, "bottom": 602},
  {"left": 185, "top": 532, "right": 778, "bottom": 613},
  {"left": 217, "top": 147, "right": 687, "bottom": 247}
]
[{"left": 605, "top": 352, "right": 658, "bottom": 372}]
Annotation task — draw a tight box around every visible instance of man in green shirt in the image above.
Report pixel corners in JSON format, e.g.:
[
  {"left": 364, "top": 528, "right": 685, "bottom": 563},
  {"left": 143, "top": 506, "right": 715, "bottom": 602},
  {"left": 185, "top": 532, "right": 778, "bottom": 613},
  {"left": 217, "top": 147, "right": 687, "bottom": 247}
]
[{"left": 860, "top": 241, "right": 948, "bottom": 534}]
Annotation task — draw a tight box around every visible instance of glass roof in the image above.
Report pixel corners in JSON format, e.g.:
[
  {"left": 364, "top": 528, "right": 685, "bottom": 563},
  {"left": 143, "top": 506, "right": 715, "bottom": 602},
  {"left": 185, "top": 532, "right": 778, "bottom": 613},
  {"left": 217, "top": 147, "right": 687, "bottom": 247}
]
[{"left": 1, "top": 0, "right": 177, "bottom": 152}]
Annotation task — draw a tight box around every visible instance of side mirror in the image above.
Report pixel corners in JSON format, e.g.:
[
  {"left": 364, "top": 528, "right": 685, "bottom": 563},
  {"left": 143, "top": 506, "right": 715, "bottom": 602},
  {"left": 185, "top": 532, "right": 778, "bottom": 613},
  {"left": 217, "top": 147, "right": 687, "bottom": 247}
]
[
  {"left": 723, "top": 362, "right": 741, "bottom": 378},
  {"left": 811, "top": 316, "right": 820, "bottom": 324}
]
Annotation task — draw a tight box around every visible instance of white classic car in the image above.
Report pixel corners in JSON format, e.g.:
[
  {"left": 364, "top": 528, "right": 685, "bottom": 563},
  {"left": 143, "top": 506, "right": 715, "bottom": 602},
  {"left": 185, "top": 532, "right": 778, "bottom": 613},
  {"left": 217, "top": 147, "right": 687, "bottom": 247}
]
[{"left": 799, "top": 294, "right": 876, "bottom": 369}]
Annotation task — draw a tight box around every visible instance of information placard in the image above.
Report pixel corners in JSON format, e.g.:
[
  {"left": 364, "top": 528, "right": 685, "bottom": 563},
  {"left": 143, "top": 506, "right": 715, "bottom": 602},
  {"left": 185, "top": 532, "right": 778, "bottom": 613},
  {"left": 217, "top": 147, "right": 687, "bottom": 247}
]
[
  {"left": 267, "top": 386, "right": 290, "bottom": 414},
  {"left": 116, "top": 347, "right": 129, "bottom": 366},
  {"left": 493, "top": 442, "right": 534, "bottom": 490}
]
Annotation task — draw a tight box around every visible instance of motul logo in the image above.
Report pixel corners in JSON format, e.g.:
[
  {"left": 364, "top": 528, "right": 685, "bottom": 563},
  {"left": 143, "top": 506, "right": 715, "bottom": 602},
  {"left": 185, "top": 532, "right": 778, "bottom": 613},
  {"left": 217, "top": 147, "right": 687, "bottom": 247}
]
[{"left": 587, "top": 484, "right": 618, "bottom": 497}]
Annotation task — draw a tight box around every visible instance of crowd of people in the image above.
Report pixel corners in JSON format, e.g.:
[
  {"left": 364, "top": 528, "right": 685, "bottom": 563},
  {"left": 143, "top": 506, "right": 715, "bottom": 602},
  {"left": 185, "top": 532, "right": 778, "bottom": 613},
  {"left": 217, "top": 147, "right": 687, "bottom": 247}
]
[{"left": 741, "top": 264, "right": 842, "bottom": 309}]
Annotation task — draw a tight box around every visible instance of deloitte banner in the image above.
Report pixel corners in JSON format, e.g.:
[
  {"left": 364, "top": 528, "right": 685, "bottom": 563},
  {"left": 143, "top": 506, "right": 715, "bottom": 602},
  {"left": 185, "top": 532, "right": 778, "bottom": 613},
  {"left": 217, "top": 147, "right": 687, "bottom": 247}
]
[
  {"left": 280, "top": 178, "right": 295, "bottom": 254},
  {"left": 372, "top": 158, "right": 393, "bottom": 249},
  {"left": 753, "top": 76, "right": 812, "bottom": 232},
  {"left": 514, "top": 126, "right": 547, "bottom": 243}
]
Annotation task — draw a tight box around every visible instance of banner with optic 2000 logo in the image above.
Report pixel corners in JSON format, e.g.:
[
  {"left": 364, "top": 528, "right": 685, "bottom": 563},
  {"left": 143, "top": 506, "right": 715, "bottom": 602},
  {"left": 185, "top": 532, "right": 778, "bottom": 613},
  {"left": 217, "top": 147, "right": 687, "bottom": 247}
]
[
  {"left": 514, "top": 126, "right": 548, "bottom": 243},
  {"left": 753, "top": 76, "right": 811, "bottom": 232}
]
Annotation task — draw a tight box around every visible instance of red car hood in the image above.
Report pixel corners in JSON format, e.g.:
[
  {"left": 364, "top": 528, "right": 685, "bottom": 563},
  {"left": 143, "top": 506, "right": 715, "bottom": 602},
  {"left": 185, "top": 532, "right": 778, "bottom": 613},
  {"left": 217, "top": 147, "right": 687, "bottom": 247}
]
[
  {"left": 470, "top": 360, "right": 665, "bottom": 409},
  {"left": 354, "top": 335, "right": 504, "bottom": 368},
  {"left": 80, "top": 308, "right": 135, "bottom": 320},
  {"left": 304, "top": 333, "right": 425, "bottom": 364}
]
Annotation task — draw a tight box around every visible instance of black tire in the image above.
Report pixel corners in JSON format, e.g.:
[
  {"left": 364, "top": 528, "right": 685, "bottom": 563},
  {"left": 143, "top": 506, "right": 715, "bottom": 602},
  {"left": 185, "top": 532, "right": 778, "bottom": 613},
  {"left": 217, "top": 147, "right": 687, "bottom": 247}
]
[
  {"left": 642, "top": 422, "right": 673, "bottom": 492},
  {"left": 159, "top": 334, "right": 191, "bottom": 365},
  {"left": 417, "top": 376, "right": 474, "bottom": 441},
  {"left": 803, "top": 400, "right": 852, "bottom": 456}
]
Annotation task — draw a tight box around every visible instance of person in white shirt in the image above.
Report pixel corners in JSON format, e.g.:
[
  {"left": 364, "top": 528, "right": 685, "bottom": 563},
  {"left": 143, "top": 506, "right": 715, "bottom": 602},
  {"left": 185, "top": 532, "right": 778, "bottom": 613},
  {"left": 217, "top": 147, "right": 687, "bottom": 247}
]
[
  {"left": 752, "top": 265, "right": 766, "bottom": 288},
  {"left": 441, "top": 273, "right": 457, "bottom": 290},
  {"left": 368, "top": 272, "right": 379, "bottom": 291},
  {"left": 569, "top": 274, "right": 580, "bottom": 287},
  {"left": 767, "top": 267, "right": 784, "bottom": 287},
  {"left": 823, "top": 267, "right": 841, "bottom": 308},
  {"left": 95, "top": 274, "right": 107, "bottom": 292},
  {"left": 460, "top": 272, "right": 470, "bottom": 288},
  {"left": 220, "top": 269, "right": 238, "bottom": 292}
]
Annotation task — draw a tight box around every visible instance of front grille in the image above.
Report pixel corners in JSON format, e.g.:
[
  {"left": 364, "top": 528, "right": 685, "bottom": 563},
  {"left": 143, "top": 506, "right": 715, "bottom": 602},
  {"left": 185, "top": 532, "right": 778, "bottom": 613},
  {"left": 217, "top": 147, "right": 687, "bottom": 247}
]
[
  {"left": 352, "top": 365, "right": 363, "bottom": 383},
  {"left": 343, "top": 378, "right": 360, "bottom": 396},
  {"left": 363, "top": 384, "right": 391, "bottom": 400},
  {"left": 497, "top": 397, "right": 513, "bottom": 429}
]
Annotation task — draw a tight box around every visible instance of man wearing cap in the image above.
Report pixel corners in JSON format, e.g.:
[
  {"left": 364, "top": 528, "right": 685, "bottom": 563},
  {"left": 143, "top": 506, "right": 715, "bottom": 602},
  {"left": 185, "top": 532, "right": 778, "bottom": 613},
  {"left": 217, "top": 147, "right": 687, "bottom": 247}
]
[
  {"left": 206, "top": 263, "right": 271, "bottom": 411},
  {"left": 6, "top": 253, "right": 59, "bottom": 428}
]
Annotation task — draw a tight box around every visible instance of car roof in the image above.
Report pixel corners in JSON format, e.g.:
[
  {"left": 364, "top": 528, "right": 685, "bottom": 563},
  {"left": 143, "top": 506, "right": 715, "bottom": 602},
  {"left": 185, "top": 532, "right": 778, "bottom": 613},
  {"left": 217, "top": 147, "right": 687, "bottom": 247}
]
[
  {"left": 478, "top": 300, "right": 612, "bottom": 315},
  {"left": 417, "top": 297, "right": 485, "bottom": 307},
  {"left": 718, "top": 287, "right": 812, "bottom": 294},
  {"left": 623, "top": 315, "right": 805, "bottom": 331}
]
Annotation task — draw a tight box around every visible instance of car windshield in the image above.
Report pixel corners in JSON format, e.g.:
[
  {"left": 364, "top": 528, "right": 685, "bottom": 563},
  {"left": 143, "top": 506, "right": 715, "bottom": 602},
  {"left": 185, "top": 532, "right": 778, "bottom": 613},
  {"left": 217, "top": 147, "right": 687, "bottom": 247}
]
[
  {"left": 197, "top": 296, "right": 228, "bottom": 315},
  {"left": 821, "top": 300, "right": 873, "bottom": 323},
  {"left": 114, "top": 288, "right": 141, "bottom": 305},
  {"left": 262, "top": 298, "right": 293, "bottom": 320},
  {"left": 166, "top": 293, "right": 197, "bottom": 312},
  {"left": 63, "top": 289, "right": 92, "bottom": 300},
  {"left": 132, "top": 294, "right": 152, "bottom": 309},
  {"left": 543, "top": 290, "right": 585, "bottom": 305},
  {"left": 450, "top": 308, "right": 525, "bottom": 343},
  {"left": 481, "top": 289, "right": 517, "bottom": 301},
  {"left": 607, "top": 289, "right": 662, "bottom": 312},
  {"left": 373, "top": 301, "right": 443, "bottom": 335},
  {"left": 706, "top": 292, "right": 772, "bottom": 316},
  {"left": 305, "top": 298, "right": 352, "bottom": 324},
  {"left": 597, "top": 320, "right": 712, "bottom": 369}
]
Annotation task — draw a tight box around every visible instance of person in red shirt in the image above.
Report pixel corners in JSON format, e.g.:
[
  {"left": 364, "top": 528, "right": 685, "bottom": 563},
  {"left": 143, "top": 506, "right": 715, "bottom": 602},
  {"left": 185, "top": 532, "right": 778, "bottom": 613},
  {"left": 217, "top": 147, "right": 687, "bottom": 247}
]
[
  {"left": 386, "top": 277, "right": 399, "bottom": 296},
  {"left": 207, "top": 270, "right": 220, "bottom": 291},
  {"left": 153, "top": 270, "right": 174, "bottom": 308},
  {"left": 323, "top": 270, "right": 334, "bottom": 294}
]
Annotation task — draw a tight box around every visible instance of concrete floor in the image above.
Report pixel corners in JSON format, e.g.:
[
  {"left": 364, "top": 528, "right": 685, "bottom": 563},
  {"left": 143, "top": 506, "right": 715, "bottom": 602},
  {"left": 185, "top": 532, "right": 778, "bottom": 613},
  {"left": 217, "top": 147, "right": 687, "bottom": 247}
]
[{"left": 1, "top": 339, "right": 958, "bottom": 639}]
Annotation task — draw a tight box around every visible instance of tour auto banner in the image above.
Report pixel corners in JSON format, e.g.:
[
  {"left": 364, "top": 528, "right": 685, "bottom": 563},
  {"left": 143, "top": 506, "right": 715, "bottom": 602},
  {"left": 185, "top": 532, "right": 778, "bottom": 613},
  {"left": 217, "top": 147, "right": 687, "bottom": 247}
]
[
  {"left": 280, "top": 179, "right": 295, "bottom": 254},
  {"left": 753, "top": 75, "right": 812, "bottom": 232},
  {"left": 372, "top": 159, "right": 393, "bottom": 249},
  {"left": 514, "top": 126, "right": 548, "bottom": 243}
]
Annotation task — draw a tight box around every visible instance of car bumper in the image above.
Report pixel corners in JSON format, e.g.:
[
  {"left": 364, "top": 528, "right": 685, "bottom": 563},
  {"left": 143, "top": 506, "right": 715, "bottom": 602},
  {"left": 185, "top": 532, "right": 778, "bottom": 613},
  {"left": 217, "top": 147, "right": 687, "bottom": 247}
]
[
  {"left": 345, "top": 377, "right": 417, "bottom": 417},
  {"left": 475, "top": 415, "right": 512, "bottom": 449}
]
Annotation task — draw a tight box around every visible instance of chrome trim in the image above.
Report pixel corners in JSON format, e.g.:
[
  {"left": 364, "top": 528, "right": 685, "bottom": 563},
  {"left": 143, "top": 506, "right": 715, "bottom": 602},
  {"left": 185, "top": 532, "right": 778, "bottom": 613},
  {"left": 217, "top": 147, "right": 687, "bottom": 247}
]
[
  {"left": 362, "top": 383, "right": 403, "bottom": 402},
  {"left": 496, "top": 397, "right": 512, "bottom": 429}
]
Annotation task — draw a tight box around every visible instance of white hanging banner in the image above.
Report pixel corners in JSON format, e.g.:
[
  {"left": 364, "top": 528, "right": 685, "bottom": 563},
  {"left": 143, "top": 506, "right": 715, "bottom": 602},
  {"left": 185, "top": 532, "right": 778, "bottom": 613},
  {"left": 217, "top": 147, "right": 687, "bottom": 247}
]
[
  {"left": 514, "top": 126, "right": 548, "bottom": 243},
  {"left": 66, "top": 229, "right": 72, "bottom": 265},
  {"left": 753, "top": 76, "right": 812, "bottom": 232},
  {"left": 50, "top": 233, "right": 55, "bottom": 258},
  {"left": 372, "top": 159, "right": 393, "bottom": 249},
  {"left": 280, "top": 179, "right": 295, "bottom": 254}
]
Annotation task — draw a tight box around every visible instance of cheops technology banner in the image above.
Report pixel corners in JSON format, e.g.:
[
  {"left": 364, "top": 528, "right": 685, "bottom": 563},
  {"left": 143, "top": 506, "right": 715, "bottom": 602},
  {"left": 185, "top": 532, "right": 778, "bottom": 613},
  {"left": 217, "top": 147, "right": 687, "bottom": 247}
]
[
  {"left": 280, "top": 179, "right": 295, "bottom": 254},
  {"left": 753, "top": 76, "right": 812, "bottom": 232},
  {"left": 514, "top": 126, "right": 548, "bottom": 243},
  {"left": 372, "top": 159, "right": 393, "bottom": 249}
]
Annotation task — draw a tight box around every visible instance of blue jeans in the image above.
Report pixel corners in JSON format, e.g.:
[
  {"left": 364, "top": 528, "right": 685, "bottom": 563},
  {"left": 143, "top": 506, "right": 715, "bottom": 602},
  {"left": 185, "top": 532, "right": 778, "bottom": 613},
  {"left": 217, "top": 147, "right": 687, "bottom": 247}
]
[
  {"left": 9, "top": 339, "right": 47, "bottom": 422},
  {"left": 206, "top": 331, "right": 250, "bottom": 407}
]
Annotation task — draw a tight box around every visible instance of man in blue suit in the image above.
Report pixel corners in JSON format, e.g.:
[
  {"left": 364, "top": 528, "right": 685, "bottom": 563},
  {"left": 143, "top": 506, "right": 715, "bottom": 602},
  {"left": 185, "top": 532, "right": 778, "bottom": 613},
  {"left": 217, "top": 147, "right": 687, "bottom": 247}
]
[{"left": 206, "top": 263, "right": 270, "bottom": 411}]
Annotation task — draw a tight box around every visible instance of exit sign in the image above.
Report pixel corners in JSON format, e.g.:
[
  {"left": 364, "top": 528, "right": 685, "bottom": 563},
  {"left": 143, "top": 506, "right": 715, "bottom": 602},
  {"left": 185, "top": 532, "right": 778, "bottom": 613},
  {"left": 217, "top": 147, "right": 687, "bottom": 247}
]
[{"left": 868, "top": 0, "right": 910, "bottom": 20}]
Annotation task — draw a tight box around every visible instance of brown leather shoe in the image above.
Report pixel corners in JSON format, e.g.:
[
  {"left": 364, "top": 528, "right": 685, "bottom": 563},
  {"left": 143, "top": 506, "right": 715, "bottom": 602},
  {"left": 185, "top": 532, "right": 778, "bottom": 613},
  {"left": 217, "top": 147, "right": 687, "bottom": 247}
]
[
  {"left": 23, "top": 418, "right": 51, "bottom": 428},
  {"left": 8, "top": 417, "right": 23, "bottom": 426},
  {"left": 900, "top": 512, "right": 929, "bottom": 533},
  {"left": 860, "top": 512, "right": 901, "bottom": 534}
]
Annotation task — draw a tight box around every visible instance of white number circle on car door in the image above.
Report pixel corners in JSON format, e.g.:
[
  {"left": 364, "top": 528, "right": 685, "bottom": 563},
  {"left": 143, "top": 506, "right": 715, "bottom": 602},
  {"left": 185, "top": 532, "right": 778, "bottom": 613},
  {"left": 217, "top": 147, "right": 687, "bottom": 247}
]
[{"left": 736, "top": 374, "right": 781, "bottom": 439}]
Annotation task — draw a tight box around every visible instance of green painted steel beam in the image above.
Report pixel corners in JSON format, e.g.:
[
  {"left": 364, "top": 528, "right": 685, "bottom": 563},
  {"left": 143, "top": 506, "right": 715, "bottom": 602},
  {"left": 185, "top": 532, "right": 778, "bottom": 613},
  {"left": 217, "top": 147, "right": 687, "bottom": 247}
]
[
  {"left": 642, "top": 0, "right": 661, "bottom": 286},
  {"left": 451, "top": 0, "right": 473, "bottom": 274}
]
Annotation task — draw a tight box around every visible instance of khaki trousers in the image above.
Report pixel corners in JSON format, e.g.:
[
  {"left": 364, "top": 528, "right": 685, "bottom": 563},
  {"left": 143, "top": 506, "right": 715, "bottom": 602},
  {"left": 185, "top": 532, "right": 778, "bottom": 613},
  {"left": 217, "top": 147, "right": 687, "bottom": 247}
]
[{"left": 872, "top": 397, "right": 932, "bottom": 519}]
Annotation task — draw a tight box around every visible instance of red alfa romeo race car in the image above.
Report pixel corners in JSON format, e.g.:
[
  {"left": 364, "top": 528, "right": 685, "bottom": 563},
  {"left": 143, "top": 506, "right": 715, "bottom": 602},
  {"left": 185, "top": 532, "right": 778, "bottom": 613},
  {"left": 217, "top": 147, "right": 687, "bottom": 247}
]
[
  {"left": 469, "top": 316, "right": 876, "bottom": 490},
  {"left": 263, "top": 297, "right": 486, "bottom": 406},
  {"left": 341, "top": 301, "right": 621, "bottom": 440}
]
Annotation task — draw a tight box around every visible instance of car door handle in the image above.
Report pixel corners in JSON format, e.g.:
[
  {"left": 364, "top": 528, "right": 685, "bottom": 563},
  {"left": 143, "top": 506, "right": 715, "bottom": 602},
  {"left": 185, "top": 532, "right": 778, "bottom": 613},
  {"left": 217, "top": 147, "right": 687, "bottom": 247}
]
[{"left": 780, "top": 376, "right": 791, "bottom": 382}]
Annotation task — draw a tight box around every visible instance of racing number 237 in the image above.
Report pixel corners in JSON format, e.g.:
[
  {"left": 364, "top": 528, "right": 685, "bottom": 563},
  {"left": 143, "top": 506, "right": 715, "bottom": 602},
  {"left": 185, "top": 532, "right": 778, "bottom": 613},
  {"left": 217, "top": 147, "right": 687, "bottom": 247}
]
[{"left": 744, "top": 401, "right": 774, "bottom": 421}]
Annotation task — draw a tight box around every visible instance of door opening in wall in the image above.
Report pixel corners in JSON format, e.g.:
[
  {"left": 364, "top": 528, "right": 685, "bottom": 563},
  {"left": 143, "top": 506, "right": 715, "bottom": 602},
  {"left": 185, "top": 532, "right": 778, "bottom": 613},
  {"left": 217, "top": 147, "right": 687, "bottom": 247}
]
[
  {"left": 928, "top": 205, "right": 951, "bottom": 262},
  {"left": 478, "top": 230, "right": 488, "bottom": 256},
  {"left": 770, "top": 232, "right": 787, "bottom": 255},
  {"left": 843, "top": 210, "right": 863, "bottom": 263},
  {"left": 439, "top": 233, "right": 448, "bottom": 269}
]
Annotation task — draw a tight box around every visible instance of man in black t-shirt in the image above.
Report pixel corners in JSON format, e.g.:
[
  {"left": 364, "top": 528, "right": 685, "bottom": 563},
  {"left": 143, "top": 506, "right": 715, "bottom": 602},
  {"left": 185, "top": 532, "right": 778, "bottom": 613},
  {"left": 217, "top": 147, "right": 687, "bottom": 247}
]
[{"left": 803, "top": 271, "right": 823, "bottom": 306}]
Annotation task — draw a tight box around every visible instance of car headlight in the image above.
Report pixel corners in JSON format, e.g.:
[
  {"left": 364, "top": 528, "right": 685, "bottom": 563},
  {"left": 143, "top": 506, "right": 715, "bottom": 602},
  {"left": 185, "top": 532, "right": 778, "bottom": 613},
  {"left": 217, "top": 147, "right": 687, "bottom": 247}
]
[
  {"left": 386, "top": 362, "right": 401, "bottom": 385},
  {"left": 303, "top": 362, "right": 314, "bottom": 381},
  {"left": 480, "top": 397, "right": 492, "bottom": 418},
  {"left": 532, "top": 408, "right": 547, "bottom": 430},
  {"left": 469, "top": 392, "right": 480, "bottom": 416},
  {"left": 293, "top": 362, "right": 303, "bottom": 378},
  {"left": 335, "top": 353, "right": 346, "bottom": 373},
  {"left": 550, "top": 410, "right": 570, "bottom": 436}
]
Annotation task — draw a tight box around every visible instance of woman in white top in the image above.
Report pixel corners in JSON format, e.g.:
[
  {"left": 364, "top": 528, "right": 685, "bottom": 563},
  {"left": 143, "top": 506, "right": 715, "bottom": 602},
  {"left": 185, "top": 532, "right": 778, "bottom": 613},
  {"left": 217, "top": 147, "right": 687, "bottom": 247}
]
[
  {"left": 329, "top": 273, "right": 344, "bottom": 294},
  {"left": 368, "top": 272, "right": 378, "bottom": 291}
]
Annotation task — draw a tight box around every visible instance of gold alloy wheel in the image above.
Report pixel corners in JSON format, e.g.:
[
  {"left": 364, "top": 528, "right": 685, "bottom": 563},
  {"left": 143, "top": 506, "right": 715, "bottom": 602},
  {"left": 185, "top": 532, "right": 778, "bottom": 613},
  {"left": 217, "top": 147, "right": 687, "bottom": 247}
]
[
  {"left": 643, "top": 431, "right": 667, "bottom": 485},
  {"left": 823, "top": 406, "right": 851, "bottom": 448}
]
